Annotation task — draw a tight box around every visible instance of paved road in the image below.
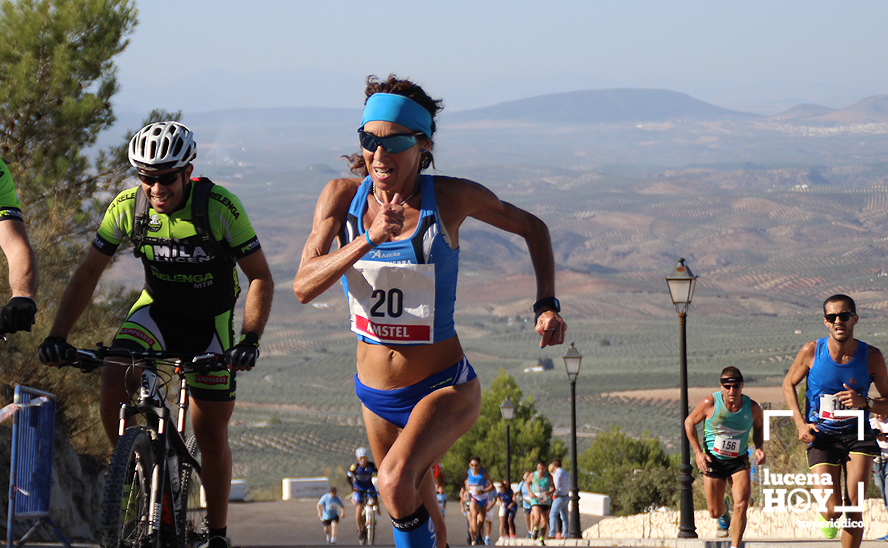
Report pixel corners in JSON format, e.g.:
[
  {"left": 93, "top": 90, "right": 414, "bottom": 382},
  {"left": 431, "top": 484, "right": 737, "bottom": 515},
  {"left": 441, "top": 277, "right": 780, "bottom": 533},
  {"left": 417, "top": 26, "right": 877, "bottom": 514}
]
[
  {"left": 228, "top": 498, "right": 603, "bottom": 547},
  {"left": 226, "top": 500, "right": 888, "bottom": 547}
]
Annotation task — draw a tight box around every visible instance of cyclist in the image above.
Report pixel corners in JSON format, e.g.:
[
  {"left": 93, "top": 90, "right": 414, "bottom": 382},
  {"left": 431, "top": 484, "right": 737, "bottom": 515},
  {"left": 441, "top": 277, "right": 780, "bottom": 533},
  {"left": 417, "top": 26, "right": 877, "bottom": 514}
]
[
  {"left": 38, "top": 121, "right": 274, "bottom": 548},
  {"left": 0, "top": 158, "right": 38, "bottom": 333},
  {"left": 348, "top": 447, "right": 379, "bottom": 542}
]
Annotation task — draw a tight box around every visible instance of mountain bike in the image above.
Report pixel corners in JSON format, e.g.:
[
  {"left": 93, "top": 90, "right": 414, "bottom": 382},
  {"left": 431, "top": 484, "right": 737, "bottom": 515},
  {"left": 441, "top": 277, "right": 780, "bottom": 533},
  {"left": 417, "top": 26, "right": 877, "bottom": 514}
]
[
  {"left": 359, "top": 491, "right": 378, "bottom": 546},
  {"left": 67, "top": 344, "right": 224, "bottom": 548}
]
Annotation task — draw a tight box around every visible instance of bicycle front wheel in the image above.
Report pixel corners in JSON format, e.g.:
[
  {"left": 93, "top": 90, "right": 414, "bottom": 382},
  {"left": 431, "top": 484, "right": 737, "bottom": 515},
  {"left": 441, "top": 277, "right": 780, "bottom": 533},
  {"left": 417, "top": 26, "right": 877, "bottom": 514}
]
[
  {"left": 100, "top": 426, "right": 156, "bottom": 548},
  {"left": 179, "top": 435, "right": 208, "bottom": 548}
]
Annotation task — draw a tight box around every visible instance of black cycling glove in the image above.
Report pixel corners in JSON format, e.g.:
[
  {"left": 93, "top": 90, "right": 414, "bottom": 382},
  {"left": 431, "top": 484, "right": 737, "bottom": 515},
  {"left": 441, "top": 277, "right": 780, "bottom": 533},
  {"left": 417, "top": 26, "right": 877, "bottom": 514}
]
[
  {"left": 38, "top": 336, "right": 76, "bottom": 364},
  {"left": 0, "top": 296, "right": 37, "bottom": 333},
  {"left": 224, "top": 332, "right": 260, "bottom": 369}
]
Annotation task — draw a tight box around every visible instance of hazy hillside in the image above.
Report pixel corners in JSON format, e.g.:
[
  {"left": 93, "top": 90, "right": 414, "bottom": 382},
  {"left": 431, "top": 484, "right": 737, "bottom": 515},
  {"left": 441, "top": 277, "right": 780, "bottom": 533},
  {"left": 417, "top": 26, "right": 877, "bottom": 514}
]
[
  {"left": 96, "top": 88, "right": 888, "bottom": 176},
  {"left": 766, "top": 104, "right": 836, "bottom": 121},
  {"left": 446, "top": 88, "right": 758, "bottom": 124},
  {"left": 809, "top": 94, "right": 888, "bottom": 125}
]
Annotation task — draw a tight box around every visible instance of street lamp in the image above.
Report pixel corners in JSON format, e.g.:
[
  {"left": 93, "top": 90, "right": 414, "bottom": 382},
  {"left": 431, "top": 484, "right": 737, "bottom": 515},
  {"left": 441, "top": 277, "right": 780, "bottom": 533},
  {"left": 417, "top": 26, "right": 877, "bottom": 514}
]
[
  {"left": 499, "top": 398, "right": 516, "bottom": 487},
  {"left": 563, "top": 343, "right": 582, "bottom": 539},
  {"left": 665, "top": 258, "right": 698, "bottom": 539}
]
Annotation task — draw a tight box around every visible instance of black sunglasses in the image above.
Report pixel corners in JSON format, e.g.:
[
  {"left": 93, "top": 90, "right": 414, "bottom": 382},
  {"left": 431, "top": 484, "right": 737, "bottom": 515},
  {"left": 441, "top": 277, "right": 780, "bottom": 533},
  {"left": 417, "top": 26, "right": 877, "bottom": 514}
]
[
  {"left": 824, "top": 312, "right": 855, "bottom": 323},
  {"left": 138, "top": 166, "right": 186, "bottom": 186},
  {"left": 720, "top": 381, "right": 742, "bottom": 389},
  {"left": 358, "top": 130, "right": 424, "bottom": 154}
]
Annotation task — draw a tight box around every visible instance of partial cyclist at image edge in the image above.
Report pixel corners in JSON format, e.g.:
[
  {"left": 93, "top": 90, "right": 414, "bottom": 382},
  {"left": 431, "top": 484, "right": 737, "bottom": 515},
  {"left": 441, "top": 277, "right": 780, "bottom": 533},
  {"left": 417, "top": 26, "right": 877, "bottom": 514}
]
[
  {"left": 38, "top": 121, "right": 274, "bottom": 548},
  {"left": 0, "top": 158, "right": 38, "bottom": 334}
]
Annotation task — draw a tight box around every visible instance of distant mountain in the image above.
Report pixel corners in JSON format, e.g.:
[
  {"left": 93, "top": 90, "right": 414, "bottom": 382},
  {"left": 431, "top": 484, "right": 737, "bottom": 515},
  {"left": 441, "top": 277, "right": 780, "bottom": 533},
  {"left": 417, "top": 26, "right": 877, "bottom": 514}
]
[
  {"left": 810, "top": 95, "right": 888, "bottom": 125},
  {"left": 766, "top": 103, "right": 836, "bottom": 122},
  {"left": 445, "top": 88, "right": 759, "bottom": 125},
  {"left": 763, "top": 95, "right": 888, "bottom": 126}
]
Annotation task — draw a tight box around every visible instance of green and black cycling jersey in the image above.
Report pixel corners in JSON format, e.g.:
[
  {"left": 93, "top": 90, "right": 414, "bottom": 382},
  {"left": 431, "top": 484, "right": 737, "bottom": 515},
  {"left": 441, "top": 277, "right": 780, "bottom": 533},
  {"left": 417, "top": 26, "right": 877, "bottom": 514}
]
[
  {"left": 0, "top": 158, "right": 25, "bottom": 222},
  {"left": 92, "top": 179, "right": 261, "bottom": 316}
]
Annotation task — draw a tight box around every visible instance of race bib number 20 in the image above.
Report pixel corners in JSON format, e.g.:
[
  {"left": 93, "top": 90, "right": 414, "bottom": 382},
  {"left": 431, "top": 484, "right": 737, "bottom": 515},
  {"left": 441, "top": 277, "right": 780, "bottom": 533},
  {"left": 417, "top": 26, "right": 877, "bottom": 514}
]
[{"left": 346, "top": 260, "right": 436, "bottom": 344}]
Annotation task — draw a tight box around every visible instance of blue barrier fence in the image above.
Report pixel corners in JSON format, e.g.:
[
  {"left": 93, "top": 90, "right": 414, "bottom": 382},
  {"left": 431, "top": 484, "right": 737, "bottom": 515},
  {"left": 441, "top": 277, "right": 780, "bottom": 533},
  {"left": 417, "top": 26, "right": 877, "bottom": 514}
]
[{"left": 5, "top": 385, "right": 70, "bottom": 548}]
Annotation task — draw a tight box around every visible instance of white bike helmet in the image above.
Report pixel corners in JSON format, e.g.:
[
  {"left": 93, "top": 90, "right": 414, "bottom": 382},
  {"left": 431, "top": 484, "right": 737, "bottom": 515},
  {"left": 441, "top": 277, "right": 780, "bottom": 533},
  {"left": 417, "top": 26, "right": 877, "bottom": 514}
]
[
  {"left": 355, "top": 447, "right": 369, "bottom": 459},
  {"left": 128, "top": 121, "right": 197, "bottom": 171}
]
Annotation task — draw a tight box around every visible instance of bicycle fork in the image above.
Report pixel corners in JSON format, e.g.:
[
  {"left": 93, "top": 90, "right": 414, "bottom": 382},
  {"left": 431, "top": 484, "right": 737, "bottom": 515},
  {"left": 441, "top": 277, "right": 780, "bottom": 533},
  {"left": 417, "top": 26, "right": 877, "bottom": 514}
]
[{"left": 118, "top": 368, "right": 188, "bottom": 548}]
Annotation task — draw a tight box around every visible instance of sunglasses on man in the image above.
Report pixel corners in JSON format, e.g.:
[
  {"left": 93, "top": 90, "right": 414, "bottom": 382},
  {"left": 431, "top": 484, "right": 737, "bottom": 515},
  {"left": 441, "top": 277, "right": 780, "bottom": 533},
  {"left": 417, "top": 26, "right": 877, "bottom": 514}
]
[
  {"left": 824, "top": 312, "right": 855, "bottom": 323},
  {"left": 137, "top": 166, "right": 187, "bottom": 186},
  {"left": 358, "top": 130, "right": 424, "bottom": 154}
]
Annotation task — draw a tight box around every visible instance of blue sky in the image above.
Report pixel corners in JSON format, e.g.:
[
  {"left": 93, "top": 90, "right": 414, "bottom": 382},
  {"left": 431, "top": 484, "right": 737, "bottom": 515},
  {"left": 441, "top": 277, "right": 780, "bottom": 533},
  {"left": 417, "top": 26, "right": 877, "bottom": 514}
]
[{"left": 113, "top": 0, "right": 888, "bottom": 116}]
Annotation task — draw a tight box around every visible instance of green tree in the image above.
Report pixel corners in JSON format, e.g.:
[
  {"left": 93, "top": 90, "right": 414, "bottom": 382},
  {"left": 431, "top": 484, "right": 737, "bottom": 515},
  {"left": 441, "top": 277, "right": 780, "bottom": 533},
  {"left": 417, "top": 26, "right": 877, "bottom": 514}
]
[
  {"left": 0, "top": 0, "right": 172, "bottom": 456},
  {"left": 441, "top": 369, "right": 564, "bottom": 496},
  {"left": 578, "top": 425, "right": 678, "bottom": 515}
]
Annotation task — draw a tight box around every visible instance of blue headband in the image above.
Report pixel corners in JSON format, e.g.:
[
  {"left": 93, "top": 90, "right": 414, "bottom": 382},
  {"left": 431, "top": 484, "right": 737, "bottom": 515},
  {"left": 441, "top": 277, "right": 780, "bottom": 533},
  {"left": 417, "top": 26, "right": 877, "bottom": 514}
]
[{"left": 360, "top": 93, "right": 433, "bottom": 138}]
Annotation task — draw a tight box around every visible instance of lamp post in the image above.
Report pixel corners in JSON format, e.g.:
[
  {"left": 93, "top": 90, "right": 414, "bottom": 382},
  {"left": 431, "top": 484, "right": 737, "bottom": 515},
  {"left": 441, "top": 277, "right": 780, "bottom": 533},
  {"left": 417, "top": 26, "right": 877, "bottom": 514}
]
[
  {"left": 499, "top": 398, "right": 516, "bottom": 487},
  {"left": 563, "top": 343, "right": 583, "bottom": 539},
  {"left": 665, "top": 258, "right": 698, "bottom": 539}
]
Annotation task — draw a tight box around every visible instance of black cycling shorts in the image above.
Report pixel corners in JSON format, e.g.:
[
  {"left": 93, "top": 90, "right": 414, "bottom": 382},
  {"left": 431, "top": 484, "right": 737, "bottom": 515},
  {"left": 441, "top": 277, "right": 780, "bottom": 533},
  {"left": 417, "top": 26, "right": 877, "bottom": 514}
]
[
  {"left": 807, "top": 430, "right": 879, "bottom": 467},
  {"left": 112, "top": 291, "right": 236, "bottom": 402}
]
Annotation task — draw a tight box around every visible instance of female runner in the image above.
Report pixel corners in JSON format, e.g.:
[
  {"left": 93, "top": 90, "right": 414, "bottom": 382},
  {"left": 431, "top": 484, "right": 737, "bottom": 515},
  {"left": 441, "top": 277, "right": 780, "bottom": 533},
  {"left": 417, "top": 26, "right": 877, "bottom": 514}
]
[{"left": 293, "top": 74, "right": 566, "bottom": 548}]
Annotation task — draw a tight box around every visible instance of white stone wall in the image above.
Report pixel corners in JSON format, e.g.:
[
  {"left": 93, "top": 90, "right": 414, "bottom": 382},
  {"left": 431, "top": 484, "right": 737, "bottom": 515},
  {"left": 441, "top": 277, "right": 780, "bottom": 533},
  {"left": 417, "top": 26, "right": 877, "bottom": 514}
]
[{"left": 585, "top": 500, "right": 888, "bottom": 540}]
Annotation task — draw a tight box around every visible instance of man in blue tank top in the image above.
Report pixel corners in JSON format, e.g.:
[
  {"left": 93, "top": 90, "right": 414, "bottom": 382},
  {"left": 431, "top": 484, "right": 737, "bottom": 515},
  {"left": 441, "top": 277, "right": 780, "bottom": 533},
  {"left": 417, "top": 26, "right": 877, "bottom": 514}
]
[
  {"left": 686, "top": 367, "right": 764, "bottom": 548},
  {"left": 783, "top": 294, "right": 888, "bottom": 547}
]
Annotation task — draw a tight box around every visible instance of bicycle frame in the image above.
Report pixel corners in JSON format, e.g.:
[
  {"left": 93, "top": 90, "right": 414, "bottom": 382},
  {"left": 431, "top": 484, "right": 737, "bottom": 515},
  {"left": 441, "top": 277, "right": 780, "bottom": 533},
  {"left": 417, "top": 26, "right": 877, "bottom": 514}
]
[
  {"left": 73, "top": 346, "right": 222, "bottom": 548},
  {"left": 361, "top": 491, "right": 378, "bottom": 545},
  {"left": 118, "top": 363, "right": 199, "bottom": 548}
]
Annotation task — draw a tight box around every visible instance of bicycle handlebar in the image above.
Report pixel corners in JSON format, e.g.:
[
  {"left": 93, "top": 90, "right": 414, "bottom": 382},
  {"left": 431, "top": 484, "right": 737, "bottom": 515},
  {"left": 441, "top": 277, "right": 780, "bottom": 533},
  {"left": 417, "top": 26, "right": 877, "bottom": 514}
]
[{"left": 68, "top": 344, "right": 227, "bottom": 374}]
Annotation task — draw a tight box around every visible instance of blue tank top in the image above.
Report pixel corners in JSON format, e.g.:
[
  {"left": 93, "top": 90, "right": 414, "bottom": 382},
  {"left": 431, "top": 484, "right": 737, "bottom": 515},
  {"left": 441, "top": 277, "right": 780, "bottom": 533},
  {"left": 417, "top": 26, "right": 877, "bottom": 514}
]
[
  {"left": 340, "top": 175, "right": 459, "bottom": 344},
  {"left": 467, "top": 468, "right": 487, "bottom": 487},
  {"left": 467, "top": 467, "right": 488, "bottom": 500},
  {"left": 806, "top": 337, "right": 872, "bottom": 435}
]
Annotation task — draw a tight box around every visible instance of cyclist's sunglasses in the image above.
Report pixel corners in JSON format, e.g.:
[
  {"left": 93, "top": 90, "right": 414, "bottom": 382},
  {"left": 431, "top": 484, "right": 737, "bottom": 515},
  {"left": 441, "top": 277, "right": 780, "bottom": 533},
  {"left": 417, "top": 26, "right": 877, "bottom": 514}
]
[
  {"left": 137, "top": 166, "right": 186, "bottom": 186},
  {"left": 824, "top": 312, "right": 855, "bottom": 323},
  {"left": 720, "top": 380, "right": 742, "bottom": 389},
  {"left": 358, "top": 130, "right": 424, "bottom": 154}
]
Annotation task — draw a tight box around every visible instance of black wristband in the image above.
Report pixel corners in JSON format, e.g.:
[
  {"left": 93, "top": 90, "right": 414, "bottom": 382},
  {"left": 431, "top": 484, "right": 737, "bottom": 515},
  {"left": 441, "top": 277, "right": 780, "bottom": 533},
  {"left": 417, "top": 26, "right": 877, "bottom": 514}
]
[
  {"left": 532, "top": 297, "right": 560, "bottom": 314},
  {"left": 239, "top": 332, "right": 260, "bottom": 347}
]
